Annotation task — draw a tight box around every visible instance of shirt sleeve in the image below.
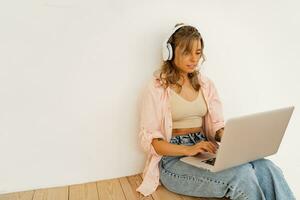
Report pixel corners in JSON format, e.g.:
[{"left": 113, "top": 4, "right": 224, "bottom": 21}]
[
  {"left": 138, "top": 80, "right": 165, "bottom": 157},
  {"left": 207, "top": 79, "right": 225, "bottom": 136}
]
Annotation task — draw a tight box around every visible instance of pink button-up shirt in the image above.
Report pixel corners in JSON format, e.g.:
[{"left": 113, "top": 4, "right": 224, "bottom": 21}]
[{"left": 136, "top": 71, "right": 225, "bottom": 197}]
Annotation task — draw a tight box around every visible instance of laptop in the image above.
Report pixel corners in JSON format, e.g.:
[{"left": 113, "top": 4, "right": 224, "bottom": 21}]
[{"left": 180, "top": 106, "right": 295, "bottom": 172}]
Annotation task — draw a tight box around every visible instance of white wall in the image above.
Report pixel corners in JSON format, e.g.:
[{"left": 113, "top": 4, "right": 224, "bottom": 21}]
[{"left": 0, "top": 0, "right": 299, "bottom": 198}]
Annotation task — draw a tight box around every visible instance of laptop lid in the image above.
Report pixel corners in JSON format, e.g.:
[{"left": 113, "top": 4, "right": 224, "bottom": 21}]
[{"left": 212, "top": 106, "right": 294, "bottom": 172}]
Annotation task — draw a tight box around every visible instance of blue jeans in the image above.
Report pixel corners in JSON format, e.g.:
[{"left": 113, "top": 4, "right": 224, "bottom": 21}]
[{"left": 159, "top": 132, "right": 295, "bottom": 200}]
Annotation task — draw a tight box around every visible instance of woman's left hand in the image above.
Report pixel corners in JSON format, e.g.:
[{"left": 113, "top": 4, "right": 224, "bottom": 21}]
[{"left": 215, "top": 128, "right": 224, "bottom": 142}]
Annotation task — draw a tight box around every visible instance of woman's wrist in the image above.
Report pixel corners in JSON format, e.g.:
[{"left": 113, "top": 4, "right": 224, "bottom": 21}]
[{"left": 181, "top": 145, "right": 190, "bottom": 156}]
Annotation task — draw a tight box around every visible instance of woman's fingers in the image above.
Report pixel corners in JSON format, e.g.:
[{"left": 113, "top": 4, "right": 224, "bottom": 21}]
[
  {"left": 206, "top": 145, "right": 215, "bottom": 154},
  {"left": 199, "top": 142, "right": 217, "bottom": 154},
  {"left": 208, "top": 142, "right": 218, "bottom": 153}
]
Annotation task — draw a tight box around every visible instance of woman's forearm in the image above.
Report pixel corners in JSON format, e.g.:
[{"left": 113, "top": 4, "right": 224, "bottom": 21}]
[{"left": 151, "top": 138, "right": 188, "bottom": 156}]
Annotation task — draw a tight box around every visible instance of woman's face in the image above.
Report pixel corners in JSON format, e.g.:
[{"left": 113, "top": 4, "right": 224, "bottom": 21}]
[{"left": 173, "top": 39, "right": 202, "bottom": 74}]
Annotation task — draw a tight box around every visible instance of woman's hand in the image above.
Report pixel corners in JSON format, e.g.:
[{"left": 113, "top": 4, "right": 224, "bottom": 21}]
[
  {"left": 215, "top": 128, "right": 225, "bottom": 142},
  {"left": 183, "top": 141, "right": 218, "bottom": 156}
]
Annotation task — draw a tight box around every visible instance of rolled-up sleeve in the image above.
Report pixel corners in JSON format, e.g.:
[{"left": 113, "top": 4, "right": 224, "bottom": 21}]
[
  {"left": 207, "top": 79, "right": 225, "bottom": 136},
  {"left": 138, "top": 80, "right": 165, "bottom": 157}
]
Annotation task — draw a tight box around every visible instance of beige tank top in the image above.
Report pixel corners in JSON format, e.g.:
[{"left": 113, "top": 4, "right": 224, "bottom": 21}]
[{"left": 170, "top": 89, "right": 208, "bottom": 129}]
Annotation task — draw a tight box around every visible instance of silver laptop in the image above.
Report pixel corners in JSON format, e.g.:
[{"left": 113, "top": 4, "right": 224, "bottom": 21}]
[{"left": 180, "top": 106, "right": 295, "bottom": 172}]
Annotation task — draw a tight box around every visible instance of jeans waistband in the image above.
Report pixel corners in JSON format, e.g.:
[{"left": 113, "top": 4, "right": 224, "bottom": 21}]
[{"left": 170, "top": 131, "right": 207, "bottom": 146}]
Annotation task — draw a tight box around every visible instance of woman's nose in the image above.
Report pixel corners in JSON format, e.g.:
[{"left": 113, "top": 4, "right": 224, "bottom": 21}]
[{"left": 190, "top": 54, "right": 197, "bottom": 62}]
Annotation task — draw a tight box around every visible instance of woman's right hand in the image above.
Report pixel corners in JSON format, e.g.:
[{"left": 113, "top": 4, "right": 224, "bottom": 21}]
[{"left": 183, "top": 141, "right": 218, "bottom": 156}]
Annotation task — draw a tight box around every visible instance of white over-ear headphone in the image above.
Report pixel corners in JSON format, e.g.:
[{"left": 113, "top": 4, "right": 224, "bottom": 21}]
[{"left": 162, "top": 23, "right": 200, "bottom": 61}]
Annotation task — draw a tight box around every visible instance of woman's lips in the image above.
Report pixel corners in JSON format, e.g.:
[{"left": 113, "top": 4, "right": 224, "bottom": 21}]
[{"left": 187, "top": 65, "right": 196, "bottom": 69}]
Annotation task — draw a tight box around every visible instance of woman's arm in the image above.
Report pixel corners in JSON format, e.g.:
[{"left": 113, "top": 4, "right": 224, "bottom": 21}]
[
  {"left": 152, "top": 138, "right": 218, "bottom": 156},
  {"left": 151, "top": 138, "right": 188, "bottom": 156}
]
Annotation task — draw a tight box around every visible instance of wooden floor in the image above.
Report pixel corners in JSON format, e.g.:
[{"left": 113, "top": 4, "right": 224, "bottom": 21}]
[{"left": 0, "top": 173, "right": 227, "bottom": 200}]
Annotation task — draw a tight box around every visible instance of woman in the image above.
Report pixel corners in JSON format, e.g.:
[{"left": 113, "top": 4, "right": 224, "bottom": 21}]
[{"left": 136, "top": 23, "right": 295, "bottom": 199}]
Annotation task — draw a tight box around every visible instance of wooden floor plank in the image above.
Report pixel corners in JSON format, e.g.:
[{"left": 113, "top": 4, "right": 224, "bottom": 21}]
[
  {"left": 96, "top": 178, "right": 126, "bottom": 200},
  {"left": 151, "top": 185, "right": 184, "bottom": 200},
  {"left": 69, "top": 182, "right": 98, "bottom": 200},
  {"left": 0, "top": 173, "right": 229, "bottom": 200},
  {"left": 119, "top": 176, "right": 137, "bottom": 200},
  {"left": 127, "top": 173, "right": 153, "bottom": 200},
  {"left": 0, "top": 190, "right": 34, "bottom": 200},
  {"left": 137, "top": 174, "right": 183, "bottom": 200},
  {"left": 33, "top": 186, "right": 68, "bottom": 200}
]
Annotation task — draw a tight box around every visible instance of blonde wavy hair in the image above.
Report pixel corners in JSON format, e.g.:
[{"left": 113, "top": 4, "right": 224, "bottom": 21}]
[{"left": 155, "top": 23, "right": 206, "bottom": 92}]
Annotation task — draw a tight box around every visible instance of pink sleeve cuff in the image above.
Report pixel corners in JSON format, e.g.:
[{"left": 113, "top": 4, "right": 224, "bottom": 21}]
[{"left": 139, "top": 127, "right": 164, "bottom": 157}]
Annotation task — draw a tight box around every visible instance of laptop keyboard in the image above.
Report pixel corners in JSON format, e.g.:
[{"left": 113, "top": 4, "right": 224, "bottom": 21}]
[{"left": 203, "top": 158, "right": 216, "bottom": 166}]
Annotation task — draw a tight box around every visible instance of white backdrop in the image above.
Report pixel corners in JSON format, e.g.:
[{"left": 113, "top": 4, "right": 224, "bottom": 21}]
[{"left": 0, "top": 0, "right": 299, "bottom": 198}]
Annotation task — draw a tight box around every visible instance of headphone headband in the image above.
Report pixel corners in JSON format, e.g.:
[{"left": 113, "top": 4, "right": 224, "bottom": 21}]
[{"left": 163, "top": 23, "right": 189, "bottom": 44}]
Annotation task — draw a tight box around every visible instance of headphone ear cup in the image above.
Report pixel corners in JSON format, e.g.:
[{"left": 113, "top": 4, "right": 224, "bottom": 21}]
[
  {"left": 166, "top": 43, "right": 173, "bottom": 60},
  {"left": 162, "top": 42, "right": 170, "bottom": 61}
]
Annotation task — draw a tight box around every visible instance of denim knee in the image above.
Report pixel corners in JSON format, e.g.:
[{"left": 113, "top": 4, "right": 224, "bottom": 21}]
[
  {"left": 224, "top": 164, "right": 265, "bottom": 200},
  {"left": 250, "top": 159, "right": 295, "bottom": 199},
  {"left": 251, "top": 158, "right": 283, "bottom": 174}
]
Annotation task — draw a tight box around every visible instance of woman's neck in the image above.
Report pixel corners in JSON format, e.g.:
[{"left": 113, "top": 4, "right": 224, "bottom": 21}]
[{"left": 179, "top": 72, "right": 191, "bottom": 86}]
